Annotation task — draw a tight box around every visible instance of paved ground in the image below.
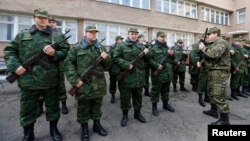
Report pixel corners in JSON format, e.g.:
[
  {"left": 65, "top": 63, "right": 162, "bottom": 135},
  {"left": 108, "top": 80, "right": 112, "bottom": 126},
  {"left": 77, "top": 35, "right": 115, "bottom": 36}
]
[{"left": 0, "top": 72, "right": 250, "bottom": 141}]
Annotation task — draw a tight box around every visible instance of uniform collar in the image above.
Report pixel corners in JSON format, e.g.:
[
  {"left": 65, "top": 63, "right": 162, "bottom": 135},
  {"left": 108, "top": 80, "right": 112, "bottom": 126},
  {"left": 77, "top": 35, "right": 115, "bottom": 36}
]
[{"left": 29, "top": 25, "right": 52, "bottom": 35}]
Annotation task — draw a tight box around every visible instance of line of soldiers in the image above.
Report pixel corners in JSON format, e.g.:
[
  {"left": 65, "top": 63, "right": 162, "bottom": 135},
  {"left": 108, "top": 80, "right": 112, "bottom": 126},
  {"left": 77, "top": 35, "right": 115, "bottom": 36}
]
[{"left": 4, "top": 8, "right": 247, "bottom": 141}]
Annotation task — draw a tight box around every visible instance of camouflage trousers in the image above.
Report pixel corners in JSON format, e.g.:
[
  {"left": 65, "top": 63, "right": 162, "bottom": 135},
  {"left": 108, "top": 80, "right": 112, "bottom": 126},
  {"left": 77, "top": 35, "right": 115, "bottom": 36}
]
[
  {"left": 39, "top": 74, "right": 67, "bottom": 102},
  {"left": 243, "top": 69, "right": 250, "bottom": 87},
  {"left": 230, "top": 72, "right": 244, "bottom": 89},
  {"left": 197, "top": 70, "right": 208, "bottom": 95},
  {"left": 151, "top": 79, "right": 170, "bottom": 103},
  {"left": 77, "top": 97, "right": 103, "bottom": 123},
  {"left": 144, "top": 67, "right": 150, "bottom": 88},
  {"left": 20, "top": 87, "right": 60, "bottom": 126},
  {"left": 207, "top": 70, "right": 230, "bottom": 114},
  {"left": 172, "top": 71, "right": 185, "bottom": 85},
  {"left": 119, "top": 86, "right": 143, "bottom": 110},
  {"left": 109, "top": 74, "right": 119, "bottom": 94},
  {"left": 190, "top": 74, "right": 198, "bottom": 86}
]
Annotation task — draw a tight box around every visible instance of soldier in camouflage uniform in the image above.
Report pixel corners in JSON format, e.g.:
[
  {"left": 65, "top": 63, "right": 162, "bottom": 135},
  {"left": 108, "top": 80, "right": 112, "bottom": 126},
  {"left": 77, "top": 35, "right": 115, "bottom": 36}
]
[
  {"left": 150, "top": 31, "right": 176, "bottom": 116},
  {"left": 138, "top": 34, "right": 151, "bottom": 97},
  {"left": 109, "top": 35, "right": 124, "bottom": 103},
  {"left": 37, "top": 16, "right": 69, "bottom": 117},
  {"left": 243, "top": 39, "right": 250, "bottom": 96},
  {"left": 64, "top": 26, "right": 111, "bottom": 141},
  {"left": 189, "top": 42, "right": 199, "bottom": 92},
  {"left": 172, "top": 39, "right": 189, "bottom": 92},
  {"left": 4, "top": 9, "right": 68, "bottom": 141},
  {"left": 199, "top": 27, "right": 231, "bottom": 125},
  {"left": 113, "top": 27, "right": 149, "bottom": 127},
  {"left": 230, "top": 38, "right": 248, "bottom": 100}
]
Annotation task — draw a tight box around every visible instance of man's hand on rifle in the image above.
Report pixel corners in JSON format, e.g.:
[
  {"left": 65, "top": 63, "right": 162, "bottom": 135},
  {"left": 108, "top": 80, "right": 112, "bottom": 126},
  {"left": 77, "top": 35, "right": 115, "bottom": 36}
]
[
  {"left": 168, "top": 49, "right": 174, "bottom": 56},
  {"left": 143, "top": 48, "right": 149, "bottom": 55},
  {"left": 244, "top": 54, "right": 249, "bottom": 59},
  {"left": 43, "top": 45, "right": 55, "bottom": 56},
  {"left": 76, "top": 80, "right": 83, "bottom": 88},
  {"left": 197, "top": 61, "right": 201, "bottom": 68},
  {"left": 199, "top": 42, "right": 205, "bottom": 50},
  {"left": 15, "top": 66, "right": 26, "bottom": 75},
  {"left": 158, "top": 64, "right": 163, "bottom": 70},
  {"left": 230, "top": 50, "right": 235, "bottom": 55},
  {"left": 101, "top": 52, "right": 108, "bottom": 59},
  {"left": 129, "top": 64, "right": 134, "bottom": 70},
  {"left": 177, "top": 61, "right": 181, "bottom": 65}
]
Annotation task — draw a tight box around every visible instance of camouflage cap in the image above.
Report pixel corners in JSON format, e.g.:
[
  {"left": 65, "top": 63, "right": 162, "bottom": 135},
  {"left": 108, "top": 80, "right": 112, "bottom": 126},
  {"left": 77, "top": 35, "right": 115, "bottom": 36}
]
[
  {"left": 138, "top": 34, "right": 144, "bottom": 38},
  {"left": 245, "top": 39, "right": 250, "bottom": 44},
  {"left": 233, "top": 38, "right": 243, "bottom": 42},
  {"left": 48, "top": 16, "right": 56, "bottom": 21},
  {"left": 115, "top": 35, "right": 124, "bottom": 41},
  {"left": 85, "top": 25, "right": 99, "bottom": 32},
  {"left": 156, "top": 31, "right": 166, "bottom": 37},
  {"left": 33, "top": 8, "right": 49, "bottom": 18},
  {"left": 176, "top": 39, "right": 184, "bottom": 43},
  {"left": 128, "top": 27, "right": 139, "bottom": 33},
  {"left": 207, "top": 27, "right": 221, "bottom": 35}
]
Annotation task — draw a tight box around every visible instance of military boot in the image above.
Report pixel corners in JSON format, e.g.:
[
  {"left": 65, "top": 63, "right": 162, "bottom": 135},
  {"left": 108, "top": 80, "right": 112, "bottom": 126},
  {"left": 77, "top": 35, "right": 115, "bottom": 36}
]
[
  {"left": 22, "top": 123, "right": 35, "bottom": 141},
  {"left": 227, "top": 95, "right": 233, "bottom": 101},
  {"left": 180, "top": 83, "right": 189, "bottom": 92},
  {"left": 134, "top": 110, "right": 146, "bottom": 123},
  {"left": 198, "top": 94, "right": 205, "bottom": 107},
  {"left": 36, "top": 100, "right": 44, "bottom": 118},
  {"left": 50, "top": 120, "right": 63, "bottom": 141},
  {"left": 236, "top": 87, "right": 248, "bottom": 98},
  {"left": 61, "top": 101, "right": 68, "bottom": 114},
  {"left": 231, "top": 88, "right": 239, "bottom": 100},
  {"left": 242, "top": 87, "right": 250, "bottom": 96},
  {"left": 173, "top": 83, "right": 177, "bottom": 93},
  {"left": 163, "top": 102, "right": 175, "bottom": 112},
  {"left": 121, "top": 110, "right": 128, "bottom": 127},
  {"left": 93, "top": 120, "right": 107, "bottom": 136},
  {"left": 192, "top": 83, "right": 197, "bottom": 92},
  {"left": 152, "top": 102, "right": 159, "bottom": 116},
  {"left": 203, "top": 104, "right": 219, "bottom": 118},
  {"left": 110, "top": 93, "right": 115, "bottom": 103},
  {"left": 144, "top": 87, "right": 150, "bottom": 97},
  {"left": 81, "top": 123, "right": 89, "bottom": 141},
  {"left": 211, "top": 113, "right": 230, "bottom": 125}
]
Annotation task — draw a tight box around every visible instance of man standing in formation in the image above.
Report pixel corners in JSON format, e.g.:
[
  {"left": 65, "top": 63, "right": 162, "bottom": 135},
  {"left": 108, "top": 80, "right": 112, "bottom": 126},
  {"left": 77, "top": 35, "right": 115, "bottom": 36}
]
[
  {"left": 150, "top": 31, "right": 176, "bottom": 116},
  {"left": 113, "top": 28, "right": 149, "bottom": 127},
  {"left": 4, "top": 9, "right": 69, "bottom": 141},
  {"left": 65, "top": 25, "right": 111, "bottom": 141}
]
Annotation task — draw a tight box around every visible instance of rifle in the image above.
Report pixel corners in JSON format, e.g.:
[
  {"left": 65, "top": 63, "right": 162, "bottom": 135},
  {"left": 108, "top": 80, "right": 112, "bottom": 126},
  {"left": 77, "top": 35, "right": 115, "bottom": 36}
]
[
  {"left": 196, "top": 28, "right": 208, "bottom": 70},
  {"left": 68, "top": 38, "right": 109, "bottom": 96},
  {"left": 153, "top": 54, "right": 174, "bottom": 76},
  {"left": 116, "top": 46, "right": 151, "bottom": 81},
  {"left": 6, "top": 30, "right": 71, "bottom": 83}
]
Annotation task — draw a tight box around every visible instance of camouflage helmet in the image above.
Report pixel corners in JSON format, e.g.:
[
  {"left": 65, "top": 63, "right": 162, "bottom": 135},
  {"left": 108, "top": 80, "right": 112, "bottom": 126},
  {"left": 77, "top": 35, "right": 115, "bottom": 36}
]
[
  {"left": 156, "top": 31, "right": 166, "bottom": 37},
  {"left": 128, "top": 27, "right": 139, "bottom": 33},
  {"left": 85, "top": 25, "right": 99, "bottom": 32},
  {"left": 33, "top": 8, "right": 49, "bottom": 18}
]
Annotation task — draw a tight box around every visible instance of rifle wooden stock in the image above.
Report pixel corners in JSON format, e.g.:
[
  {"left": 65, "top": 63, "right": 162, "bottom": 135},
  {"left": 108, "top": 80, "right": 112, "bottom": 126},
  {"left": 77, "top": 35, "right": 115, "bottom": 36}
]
[{"left": 68, "top": 86, "right": 79, "bottom": 96}]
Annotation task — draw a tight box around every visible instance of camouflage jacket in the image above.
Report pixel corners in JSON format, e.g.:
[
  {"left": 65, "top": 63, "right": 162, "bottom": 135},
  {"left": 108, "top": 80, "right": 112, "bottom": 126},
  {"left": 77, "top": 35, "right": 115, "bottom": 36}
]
[
  {"left": 4, "top": 25, "right": 69, "bottom": 89},
  {"left": 64, "top": 36, "right": 111, "bottom": 100},
  {"left": 172, "top": 45, "right": 188, "bottom": 72},
  {"left": 189, "top": 42, "right": 200, "bottom": 74},
  {"left": 230, "top": 44, "right": 248, "bottom": 74},
  {"left": 113, "top": 38, "right": 147, "bottom": 88},
  {"left": 109, "top": 43, "right": 121, "bottom": 76},
  {"left": 150, "top": 40, "right": 176, "bottom": 82},
  {"left": 201, "top": 38, "right": 230, "bottom": 71},
  {"left": 243, "top": 45, "right": 250, "bottom": 69}
]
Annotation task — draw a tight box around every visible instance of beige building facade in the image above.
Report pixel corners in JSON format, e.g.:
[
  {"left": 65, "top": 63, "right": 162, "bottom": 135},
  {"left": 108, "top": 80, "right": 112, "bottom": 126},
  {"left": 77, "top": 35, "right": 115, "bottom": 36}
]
[{"left": 0, "top": 0, "right": 249, "bottom": 57}]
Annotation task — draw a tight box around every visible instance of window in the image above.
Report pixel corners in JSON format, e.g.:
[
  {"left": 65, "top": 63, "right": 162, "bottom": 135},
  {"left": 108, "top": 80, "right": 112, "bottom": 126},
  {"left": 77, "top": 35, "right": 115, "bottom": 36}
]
[
  {"left": 18, "top": 16, "right": 32, "bottom": 32},
  {"left": 178, "top": 1, "right": 184, "bottom": 16},
  {"left": 55, "top": 19, "right": 78, "bottom": 44},
  {"left": 201, "top": 6, "right": 230, "bottom": 26},
  {"left": 0, "top": 15, "right": 14, "bottom": 41},
  {"left": 237, "top": 8, "right": 246, "bottom": 24},
  {"left": 85, "top": 21, "right": 148, "bottom": 45},
  {"left": 98, "top": 0, "right": 151, "bottom": 10},
  {"left": 171, "top": 0, "right": 177, "bottom": 15},
  {"left": 156, "top": 0, "right": 197, "bottom": 19}
]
